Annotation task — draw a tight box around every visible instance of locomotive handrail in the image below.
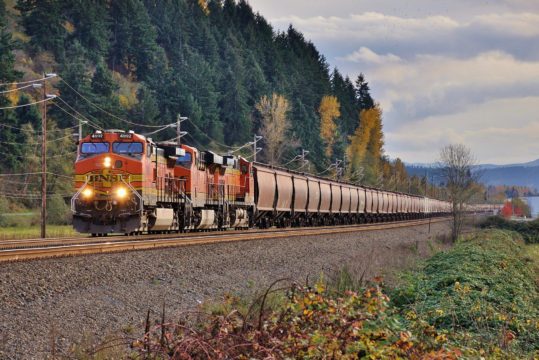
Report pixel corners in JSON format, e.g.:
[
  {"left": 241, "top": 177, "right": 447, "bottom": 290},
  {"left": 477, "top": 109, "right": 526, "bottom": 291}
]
[
  {"left": 70, "top": 178, "right": 89, "bottom": 213},
  {"left": 122, "top": 177, "right": 143, "bottom": 215}
]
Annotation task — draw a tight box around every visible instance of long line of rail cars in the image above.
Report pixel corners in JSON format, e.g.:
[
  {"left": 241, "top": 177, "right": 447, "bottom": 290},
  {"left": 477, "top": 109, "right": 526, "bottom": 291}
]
[{"left": 72, "top": 130, "right": 498, "bottom": 235}]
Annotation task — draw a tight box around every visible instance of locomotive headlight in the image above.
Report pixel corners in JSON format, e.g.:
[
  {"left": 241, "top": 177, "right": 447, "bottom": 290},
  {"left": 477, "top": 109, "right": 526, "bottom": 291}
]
[
  {"left": 103, "top": 156, "right": 112, "bottom": 168},
  {"left": 116, "top": 187, "right": 128, "bottom": 199},
  {"left": 82, "top": 188, "right": 93, "bottom": 199}
]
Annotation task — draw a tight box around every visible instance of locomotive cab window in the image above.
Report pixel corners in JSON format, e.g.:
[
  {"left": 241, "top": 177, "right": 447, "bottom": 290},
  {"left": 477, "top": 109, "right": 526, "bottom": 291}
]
[
  {"left": 112, "top": 142, "right": 143, "bottom": 158},
  {"left": 80, "top": 142, "right": 109, "bottom": 155},
  {"left": 176, "top": 152, "right": 192, "bottom": 168}
]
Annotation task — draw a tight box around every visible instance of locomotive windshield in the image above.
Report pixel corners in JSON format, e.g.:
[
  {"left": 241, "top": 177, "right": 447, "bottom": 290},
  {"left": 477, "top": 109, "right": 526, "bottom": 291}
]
[
  {"left": 176, "top": 152, "right": 192, "bottom": 168},
  {"left": 113, "top": 142, "right": 143, "bottom": 155},
  {"left": 80, "top": 142, "right": 109, "bottom": 154}
]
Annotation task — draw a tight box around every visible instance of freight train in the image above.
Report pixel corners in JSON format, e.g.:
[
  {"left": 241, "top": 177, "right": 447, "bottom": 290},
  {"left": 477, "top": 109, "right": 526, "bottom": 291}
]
[{"left": 71, "top": 129, "right": 496, "bottom": 235}]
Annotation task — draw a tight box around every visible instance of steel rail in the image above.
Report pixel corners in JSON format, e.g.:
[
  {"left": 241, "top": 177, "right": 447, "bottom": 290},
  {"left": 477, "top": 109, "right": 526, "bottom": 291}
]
[
  {"left": 0, "top": 217, "right": 449, "bottom": 262},
  {"left": 0, "top": 217, "right": 449, "bottom": 250}
]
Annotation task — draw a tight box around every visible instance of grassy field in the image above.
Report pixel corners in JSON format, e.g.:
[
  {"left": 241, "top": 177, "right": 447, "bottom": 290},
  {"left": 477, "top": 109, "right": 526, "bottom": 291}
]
[{"left": 0, "top": 225, "right": 79, "bottom": 240}]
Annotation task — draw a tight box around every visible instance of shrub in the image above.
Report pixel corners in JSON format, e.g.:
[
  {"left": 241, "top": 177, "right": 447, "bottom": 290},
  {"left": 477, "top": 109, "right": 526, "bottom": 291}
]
[
  {"left": 47, "top": 194, "right": 71, "bottom": 225},
  {"left": 0, "top": 196, "right": 8, "bottom": 227},
  {"left": 129, "top": 282, "right": 461, "bottom": 359},
  {"left": 393, "top": 230, "right": 539, "bottom": 356},
  {"left": 481, "top": 216, "right": 539, "bottom": 243}
]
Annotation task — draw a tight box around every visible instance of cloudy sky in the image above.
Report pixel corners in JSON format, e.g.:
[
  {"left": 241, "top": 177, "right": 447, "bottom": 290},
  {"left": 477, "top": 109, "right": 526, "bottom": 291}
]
[{"left": 248, "top": 0, "right": 539, "bottom": 165}]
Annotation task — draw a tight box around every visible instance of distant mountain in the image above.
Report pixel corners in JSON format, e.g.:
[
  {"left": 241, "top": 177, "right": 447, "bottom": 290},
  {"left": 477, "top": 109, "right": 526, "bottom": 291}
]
[{"left": 405, "top": 159, "right": 539, "bottom": 190}]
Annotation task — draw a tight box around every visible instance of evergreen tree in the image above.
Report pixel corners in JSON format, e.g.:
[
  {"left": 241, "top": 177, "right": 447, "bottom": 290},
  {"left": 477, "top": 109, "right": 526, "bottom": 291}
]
[
  {"left": 53, "top": 41, "right": 95, "bottom": 128},
  {"left": 355, "top": 73, "right": 374, "bottom": 110},
  {"left": 16, "top": 0, "right": 67, "bottom": 58},
  {"left": 91, "top": 62, "right": 118, "bottom": 98},
  {"left": 0, "top": 13, "right": 22, "bottom": 171},
  {"left": 66, "top": 0, "right": 111, "bottom": 62}
]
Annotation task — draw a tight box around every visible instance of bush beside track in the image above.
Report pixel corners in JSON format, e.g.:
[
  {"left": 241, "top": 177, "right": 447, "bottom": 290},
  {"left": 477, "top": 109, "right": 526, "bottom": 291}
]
[
  {"left": 392, "top": 229, "right": 539, "bottom": 358},
  {"left": 88, "top": 229, "right": 539, "bottom": 359},
  {"left": 480, "top": 216, "right": 539, "bottom": 243}
]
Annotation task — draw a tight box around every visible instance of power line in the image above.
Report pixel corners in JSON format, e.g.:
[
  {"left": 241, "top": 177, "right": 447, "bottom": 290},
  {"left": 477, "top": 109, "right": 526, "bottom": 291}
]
[
  {"left": 0, "top": 171, "right": 72, "bottom": 179},
  {"left": 187, "top": 118, "right": 237, "bottom": 149},
  {"left": 0, "top": 75, "right": 54, "bottom": 87},
  {"left": 0, "top": 133, "right": 73, "bottom": 146},
  {"left": 142, "top": 124, "right": 176, "bottom": 136},
  {"left": 54, "top": 97, "right": 104, "bottom": 131},
  {"left": 0, "top": 149, "right": 75, "bottom": 160},
  {"left": 0, "top": 122, "right": 79, "bottom": 133},
  {"left": 59, "top": 78, "right": 166, "bottom": 128},
  {"left": 0, "top": 83, "right": 34, "bottom": 94},
  {"left": 52, "top": 100, "right": 103, "bottom": 132},
  {"left": 0, "top": 96, "right": 56, "bottom": 110},
  {"left": 0, "top": 172, "right": 45, "bottom": 177}
]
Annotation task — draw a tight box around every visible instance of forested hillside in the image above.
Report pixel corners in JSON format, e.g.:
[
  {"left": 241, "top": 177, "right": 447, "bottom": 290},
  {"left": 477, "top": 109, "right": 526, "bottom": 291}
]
[{"left": 0, "top": 0, "right": 421, "bottom": 221}]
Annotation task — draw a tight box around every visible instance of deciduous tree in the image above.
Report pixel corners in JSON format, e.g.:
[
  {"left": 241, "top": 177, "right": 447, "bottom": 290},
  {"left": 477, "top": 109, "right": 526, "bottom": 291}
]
[
  {"left": 346, "top": 105, "right": 384, "bottom": 185},
  {"left": 256, "top": 93, "right": 291, "bottom": 165},
  {"left": 318, "top": 95, "right": 340, "bottom": 158},
  {"left": 439, "top": 144, "right": 480, "bottom": 241}
]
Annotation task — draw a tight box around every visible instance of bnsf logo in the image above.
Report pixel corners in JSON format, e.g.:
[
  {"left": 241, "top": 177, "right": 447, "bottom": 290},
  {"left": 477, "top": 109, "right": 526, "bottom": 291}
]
[{"left": 88, "top": 174, "right": 125, "bottom": 182}]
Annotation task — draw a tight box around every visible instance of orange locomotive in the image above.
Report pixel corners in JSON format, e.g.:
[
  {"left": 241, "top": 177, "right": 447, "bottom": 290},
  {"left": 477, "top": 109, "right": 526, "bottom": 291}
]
[{"left": 72, "top": 130, "right": 254, "bottom": 235}]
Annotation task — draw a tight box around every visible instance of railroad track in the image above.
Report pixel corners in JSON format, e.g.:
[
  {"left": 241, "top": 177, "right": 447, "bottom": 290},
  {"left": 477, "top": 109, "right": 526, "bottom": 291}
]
[{"left": 0, "top": 217, "right": 450, "bottom": 262}]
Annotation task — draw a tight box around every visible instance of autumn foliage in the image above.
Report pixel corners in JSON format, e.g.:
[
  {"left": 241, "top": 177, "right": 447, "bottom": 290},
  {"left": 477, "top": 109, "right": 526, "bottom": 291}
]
[
  {"left": 132, "top": 282, "right": 462, "bottom": 359},
  {"left": 500, "top": 198, "right": 531, "bottom": 218},
  {"left": 318, "top": 95, "right": 341, "bottom": 158},
  {"left": 346, "top": 105, "right": 384, "bottom": 185},
  {"left": 256, "top": 93, "right": 292, "bottom": 165}
]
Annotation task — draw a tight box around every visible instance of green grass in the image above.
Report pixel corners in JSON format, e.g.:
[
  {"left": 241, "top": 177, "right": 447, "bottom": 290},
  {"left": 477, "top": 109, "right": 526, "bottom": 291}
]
[{"left": 0, "top": 225, "right": 79, "bottom": 239}]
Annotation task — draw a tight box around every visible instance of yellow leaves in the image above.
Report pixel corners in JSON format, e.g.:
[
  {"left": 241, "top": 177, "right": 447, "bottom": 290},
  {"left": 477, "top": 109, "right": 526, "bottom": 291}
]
[
  {"left": 318, "top": 95, "right": 340, "bottom": 158},
  {"left": 118, "top": 94, "right": 130, "bottom": 108},
  {"left": 256, "top": 93, "right": 291, "bottom": 165},
  {"left": 434, "top": 333, "right": 447, "bottom": 343},
  {"left": 5, "top": 84, "right": 19, "bottom": 105},
  {"left": 63, "top": 21, "right": 75, "bottom": 34},
  {"left": 406, "top": 310, "right": 417, "bottom": 320},
  {"left": 315, "top": 280, "right": 325, "bottom": 294},
  {"left": 197, "top": 0, "right": 210, "bottom": 15},
  {"left": 346, "top": 104, "right": 384, "bottom": 180}
]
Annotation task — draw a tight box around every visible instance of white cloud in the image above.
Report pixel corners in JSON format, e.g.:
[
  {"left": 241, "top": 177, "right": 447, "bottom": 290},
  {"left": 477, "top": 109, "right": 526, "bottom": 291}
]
[
  {"left": 246, "top": 1, "right": 539, "bottom": 164},
  {"left": 271, "top": 12, "right": 460, "bottom": 42},
  {"left": 340, "top": 47, "right": 401, "bottom": 64},
  {"left": 385, "top": 96, "right": 539, "bottom": 164},
  {"left": 472, "top": 12, "right": 539, "bottom": 37},
  {"left": 363, "top": 51, "right": 539, "bottom": 127}
]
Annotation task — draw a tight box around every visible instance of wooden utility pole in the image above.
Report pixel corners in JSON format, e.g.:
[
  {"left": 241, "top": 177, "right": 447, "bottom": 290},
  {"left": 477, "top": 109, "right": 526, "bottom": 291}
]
[{"left": 41, "top": 74, "right": 47, "bottom": 239}]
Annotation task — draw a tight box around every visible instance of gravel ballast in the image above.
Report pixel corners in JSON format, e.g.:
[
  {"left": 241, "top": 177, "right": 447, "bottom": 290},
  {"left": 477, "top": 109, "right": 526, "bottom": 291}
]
[{"left": 0, "top": 221, "right": 452, "bottom": 358}]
